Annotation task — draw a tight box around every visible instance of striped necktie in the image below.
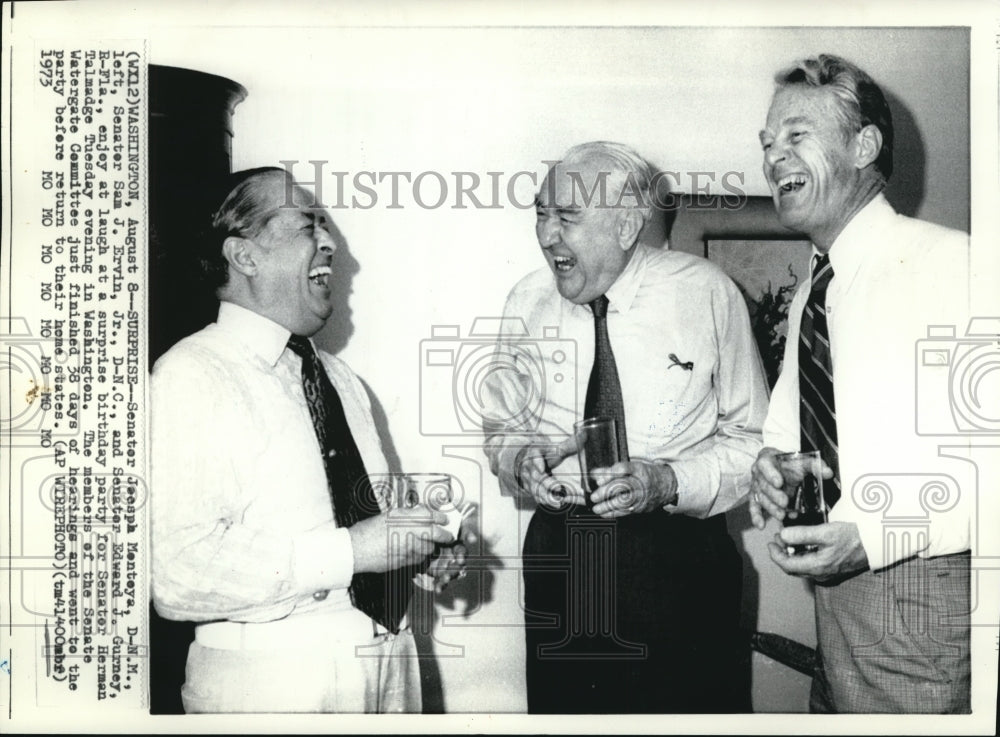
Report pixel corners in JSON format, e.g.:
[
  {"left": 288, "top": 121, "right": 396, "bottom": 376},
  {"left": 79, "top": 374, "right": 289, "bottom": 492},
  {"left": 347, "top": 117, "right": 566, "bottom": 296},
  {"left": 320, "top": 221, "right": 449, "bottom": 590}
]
[
  {"left": 798, "top": 254, "right": 841, "bottom": 507},
  {"left": 287, "top": 335, "right": 410, "bottom": 633},
  {"left": 584, "top": 294, "right": 629, "bottom": 461}
]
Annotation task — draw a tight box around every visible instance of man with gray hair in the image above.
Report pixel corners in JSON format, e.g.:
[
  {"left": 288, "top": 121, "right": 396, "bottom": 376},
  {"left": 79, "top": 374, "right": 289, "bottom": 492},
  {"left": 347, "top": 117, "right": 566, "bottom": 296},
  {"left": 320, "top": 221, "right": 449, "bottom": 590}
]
[
  {"left": 484, "top": 141, "right": 769, "bottom": 712},
  {"left": 751, "top": 54, "right": 972, "bottom": 712}
]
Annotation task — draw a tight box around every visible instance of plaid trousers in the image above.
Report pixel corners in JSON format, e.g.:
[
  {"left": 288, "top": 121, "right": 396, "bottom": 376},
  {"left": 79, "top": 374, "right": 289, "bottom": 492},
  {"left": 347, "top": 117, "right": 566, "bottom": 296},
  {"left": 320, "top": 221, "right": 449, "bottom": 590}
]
[{"left": 810, "top": 551, "right": 970, "bottom": 713}]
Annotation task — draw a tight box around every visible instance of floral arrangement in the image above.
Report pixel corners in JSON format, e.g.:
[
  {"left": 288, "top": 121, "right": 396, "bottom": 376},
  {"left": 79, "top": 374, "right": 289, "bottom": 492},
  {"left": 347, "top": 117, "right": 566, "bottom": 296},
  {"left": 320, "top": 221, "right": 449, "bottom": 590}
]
[{"left": 746, "top": 263, "right": 799, "bottom": 388}]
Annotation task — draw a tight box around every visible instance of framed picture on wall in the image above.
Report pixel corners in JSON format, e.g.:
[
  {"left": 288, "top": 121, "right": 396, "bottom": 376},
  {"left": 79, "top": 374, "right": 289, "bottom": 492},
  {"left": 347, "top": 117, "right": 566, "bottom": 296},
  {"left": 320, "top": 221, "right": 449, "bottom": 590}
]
[{"left": 705, "top": 238, "right": 812, "bottom": 388}]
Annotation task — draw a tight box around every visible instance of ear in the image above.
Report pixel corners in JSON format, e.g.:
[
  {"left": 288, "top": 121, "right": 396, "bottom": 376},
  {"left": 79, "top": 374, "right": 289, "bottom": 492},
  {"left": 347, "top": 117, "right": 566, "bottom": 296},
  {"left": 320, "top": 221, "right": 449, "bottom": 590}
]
[
  {"left": 222, "top": 235, "right": 257, "bottom": 277},
  {"left": 616, "top": 208, "right": 644, "bottom": 251},
  {"left": 854, "top": 124, "right": 883, "bottom": 170}
]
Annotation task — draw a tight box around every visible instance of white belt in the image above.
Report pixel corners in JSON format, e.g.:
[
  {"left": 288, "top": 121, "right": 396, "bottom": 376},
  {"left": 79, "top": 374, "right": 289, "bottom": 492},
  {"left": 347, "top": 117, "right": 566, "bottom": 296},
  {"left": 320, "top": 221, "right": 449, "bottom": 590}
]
[{"left": 195, "top": 607, "right": 398, "bottom": 651}]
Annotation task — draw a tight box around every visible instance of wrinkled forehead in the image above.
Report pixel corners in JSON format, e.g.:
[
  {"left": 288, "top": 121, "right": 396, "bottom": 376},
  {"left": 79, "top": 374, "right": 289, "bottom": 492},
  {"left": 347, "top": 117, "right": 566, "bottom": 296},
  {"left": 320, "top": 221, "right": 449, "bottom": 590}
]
[
  {"left": 537, "top": 160, "right": 612, "bottom": 208},
  {"left": 255, "top": 175, "right": 314, "bottom": 209},
  {"left": 763, "top": 84, "right": 838, "bottom": 134},
  {"left": 286, "top": 183, "right": 320, "bottom": 209},
  {"left": 255, "top": 178, "right": 327, "bottom": 227}
]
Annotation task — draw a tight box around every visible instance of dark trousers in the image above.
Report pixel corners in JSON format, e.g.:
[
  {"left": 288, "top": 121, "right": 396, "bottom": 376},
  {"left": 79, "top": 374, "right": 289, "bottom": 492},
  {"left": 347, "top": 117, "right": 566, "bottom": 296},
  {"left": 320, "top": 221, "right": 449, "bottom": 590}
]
[{"left": 522, "top": 506, "right": 749, "bottom": 714}]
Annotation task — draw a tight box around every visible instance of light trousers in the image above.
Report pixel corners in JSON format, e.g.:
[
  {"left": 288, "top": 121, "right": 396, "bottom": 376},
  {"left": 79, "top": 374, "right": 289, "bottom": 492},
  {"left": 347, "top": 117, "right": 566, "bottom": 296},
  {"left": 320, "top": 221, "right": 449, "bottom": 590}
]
[{"left": 181, "top": 606, "right": 421, "bottom": 713}]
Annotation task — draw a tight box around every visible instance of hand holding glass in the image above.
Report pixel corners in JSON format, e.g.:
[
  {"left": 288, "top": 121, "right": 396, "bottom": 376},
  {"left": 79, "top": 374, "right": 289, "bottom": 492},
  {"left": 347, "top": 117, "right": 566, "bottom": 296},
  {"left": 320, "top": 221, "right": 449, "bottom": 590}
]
[
  {"left": 774, "top": 450, "right": 828, "bottom": 555},
  {"left": 401, "top": 473, "right": 473, "bottom": 590},
  {"left": 574, "top": 417, "right": 624, "bottom": 510}
]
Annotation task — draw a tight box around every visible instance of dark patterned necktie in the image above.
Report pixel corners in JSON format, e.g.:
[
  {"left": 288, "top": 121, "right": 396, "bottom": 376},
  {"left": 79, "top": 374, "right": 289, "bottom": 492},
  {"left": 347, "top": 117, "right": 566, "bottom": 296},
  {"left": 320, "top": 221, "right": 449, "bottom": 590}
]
[
  {"left": 798, "top": 254, "right": 841, "bottom": 507},
  {"left": 584, "top": 295, "right": 629, "bottom": 461},
  {"left": 286, "top": 335, "right": 410, "bottom": 633}
]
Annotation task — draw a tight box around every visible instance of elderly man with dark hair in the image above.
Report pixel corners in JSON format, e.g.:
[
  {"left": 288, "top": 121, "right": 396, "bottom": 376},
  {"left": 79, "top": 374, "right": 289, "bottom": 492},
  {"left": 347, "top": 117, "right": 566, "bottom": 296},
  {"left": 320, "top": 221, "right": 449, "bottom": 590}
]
[
  {"left": 751, "top": 54, "right": 972, "bottom": 713},
  {"left": 484, "top": 141, "right": 769, "bottom": 713},
  {"left": 151, "top": 167, "right": 460, "bottom": 713}
]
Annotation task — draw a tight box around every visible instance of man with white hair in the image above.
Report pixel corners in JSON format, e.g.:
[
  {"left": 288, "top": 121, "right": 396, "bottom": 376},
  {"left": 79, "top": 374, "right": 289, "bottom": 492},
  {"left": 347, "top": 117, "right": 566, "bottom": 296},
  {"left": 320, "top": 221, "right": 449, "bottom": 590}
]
[{"left": 484, "top": 142, "right": 769, "bottom": 712}]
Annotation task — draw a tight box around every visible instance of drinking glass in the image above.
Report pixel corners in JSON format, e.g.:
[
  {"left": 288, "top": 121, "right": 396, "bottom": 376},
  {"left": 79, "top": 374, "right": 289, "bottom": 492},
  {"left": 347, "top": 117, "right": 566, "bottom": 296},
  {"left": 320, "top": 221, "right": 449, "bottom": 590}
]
[
  {"left": 574, "top": 417, "right": 622, "bottom": 510},
  {"left": 402, "top": 473, "right": 474, "bottom": 591},
  {"left": 774, "top": 450, "right": 828, "bottom": 555}
]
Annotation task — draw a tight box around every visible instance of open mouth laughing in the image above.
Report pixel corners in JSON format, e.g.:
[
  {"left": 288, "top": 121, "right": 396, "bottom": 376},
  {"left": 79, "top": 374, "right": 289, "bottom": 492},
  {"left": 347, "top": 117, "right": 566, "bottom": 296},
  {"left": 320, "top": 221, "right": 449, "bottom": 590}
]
[
  {"left": 308, "top": 265, "right": 331, "bottom": 289},
  {"left": 551, "top": 255, "right": 576, "bottom": 274},
  {"left": 775, "top": 173, "right": 808, "bottom": 196}
]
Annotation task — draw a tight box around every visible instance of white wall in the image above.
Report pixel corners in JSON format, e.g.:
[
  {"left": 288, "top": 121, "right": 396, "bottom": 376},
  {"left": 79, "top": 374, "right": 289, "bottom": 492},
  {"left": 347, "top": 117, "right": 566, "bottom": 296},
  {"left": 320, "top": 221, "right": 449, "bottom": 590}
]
[{"left": 143, "top": 20, "right": 970, "bottom": 712}]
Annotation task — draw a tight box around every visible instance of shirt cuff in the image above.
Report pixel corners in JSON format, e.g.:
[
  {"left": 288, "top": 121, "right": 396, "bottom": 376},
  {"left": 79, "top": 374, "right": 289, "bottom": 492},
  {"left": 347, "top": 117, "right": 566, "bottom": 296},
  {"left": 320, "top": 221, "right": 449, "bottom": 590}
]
[
  {"left": 841, "top": 507, "right": 970, "bottom": 573},
  {"left": 662, "top": 459, "right": 709, "bottom": 518},
  {"left": 834, "top": 504, "right": 924, "bottom": 573},
  {"left": 494, "top": 434, "right": 548, "bottom": 497},
  {"left": 498, "top": 442, "right": 526, "bottom": 496},
  {"left": 292, "top": 523, "right": 355, "bottom": 593},
  {"left": 849, "top": 515, "right": 888, "bottom": 572}
]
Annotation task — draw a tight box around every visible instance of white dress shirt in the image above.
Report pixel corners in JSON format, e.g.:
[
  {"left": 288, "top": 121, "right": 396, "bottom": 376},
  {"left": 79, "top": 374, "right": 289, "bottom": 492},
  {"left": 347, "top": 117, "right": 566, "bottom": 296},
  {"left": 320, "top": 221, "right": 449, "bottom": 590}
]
[
  {"left": 484, "top": 243, "right": 769, "bottom": 518},
  {"left": 763, "top": 194, "right": 972, "bottom": 571},
  {"left": 151, "top": 301, "right": 390, "bottom": 623}
]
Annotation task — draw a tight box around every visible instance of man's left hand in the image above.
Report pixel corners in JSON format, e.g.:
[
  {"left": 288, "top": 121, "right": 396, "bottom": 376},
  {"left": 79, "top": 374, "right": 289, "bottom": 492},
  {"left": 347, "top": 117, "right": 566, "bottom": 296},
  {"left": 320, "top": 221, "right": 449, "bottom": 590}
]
[
  {"left": 767, "top": 521, "right": 870, "bottom": 583},
  {"left": 589, "top": 460, "right": 678, "bottom": 519},
  {"left": 424, "top": 542, "right": 468, "bottom": 593},
  {"left": 422, "top": 509, "right": 480, "bottom": 593}
]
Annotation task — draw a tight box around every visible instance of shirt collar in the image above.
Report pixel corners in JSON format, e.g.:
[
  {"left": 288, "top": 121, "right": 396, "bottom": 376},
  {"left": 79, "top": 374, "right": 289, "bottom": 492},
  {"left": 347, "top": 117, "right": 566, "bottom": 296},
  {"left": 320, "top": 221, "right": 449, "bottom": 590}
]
[
  {"left": 217, "top": 301, "right": 293, "bottom": 367},
  {"left": 820, "top": 192, "right": 895, "bottom": 281},
  {"left": 603, "top": 242, "right": 649, "bottom": 314}
]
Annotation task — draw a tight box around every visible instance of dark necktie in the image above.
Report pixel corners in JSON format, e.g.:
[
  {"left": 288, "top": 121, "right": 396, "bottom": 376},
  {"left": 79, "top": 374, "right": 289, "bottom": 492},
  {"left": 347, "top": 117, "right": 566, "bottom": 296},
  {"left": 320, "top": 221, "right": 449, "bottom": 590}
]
[
  {"left": 798, "top": 254, "right": 841, "bottom": 507},
  {"left": 584, "top": 295, "right": 629, "bottom": 461},
  {"left": 286, "top": 335, "right": 410, "bottom": 633}
]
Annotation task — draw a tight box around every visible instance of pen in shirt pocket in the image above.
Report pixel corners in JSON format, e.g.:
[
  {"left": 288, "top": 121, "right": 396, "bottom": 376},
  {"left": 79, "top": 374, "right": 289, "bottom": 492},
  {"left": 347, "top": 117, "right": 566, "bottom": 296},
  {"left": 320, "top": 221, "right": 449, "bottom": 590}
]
[{"left": 668, "top": 353, "right": 694, "bottom": 371}]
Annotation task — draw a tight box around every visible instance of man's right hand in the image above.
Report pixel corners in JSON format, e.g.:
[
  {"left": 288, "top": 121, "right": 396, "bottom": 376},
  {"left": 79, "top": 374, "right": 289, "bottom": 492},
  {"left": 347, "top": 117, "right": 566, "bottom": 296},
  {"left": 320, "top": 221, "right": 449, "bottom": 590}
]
[
  {"left": 515, "top": 437, "right": 585, "bottom": 509},
  {"left": 348, "top": 505, "right": 454, "bottom": 573},
  {"left": 749, "top": 446, "right": 790, "bottom": 529}
]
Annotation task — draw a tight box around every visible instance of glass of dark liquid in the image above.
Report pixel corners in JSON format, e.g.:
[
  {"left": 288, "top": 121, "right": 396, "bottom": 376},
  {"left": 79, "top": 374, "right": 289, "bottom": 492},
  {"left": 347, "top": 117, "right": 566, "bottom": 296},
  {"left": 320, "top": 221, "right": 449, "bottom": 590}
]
[
  {"left": 574, "top": 417, "right": 623, "bottom": 510},
  {"left": 774, "top": 450, "right": 828, "bottom": 555}
]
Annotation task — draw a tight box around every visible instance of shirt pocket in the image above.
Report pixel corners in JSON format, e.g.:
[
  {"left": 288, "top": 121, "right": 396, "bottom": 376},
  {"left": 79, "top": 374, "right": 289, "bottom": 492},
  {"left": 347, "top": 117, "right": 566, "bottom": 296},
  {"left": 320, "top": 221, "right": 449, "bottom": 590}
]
[{"left": 633, "top": 348, "right": 712, "bottom": 442}]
